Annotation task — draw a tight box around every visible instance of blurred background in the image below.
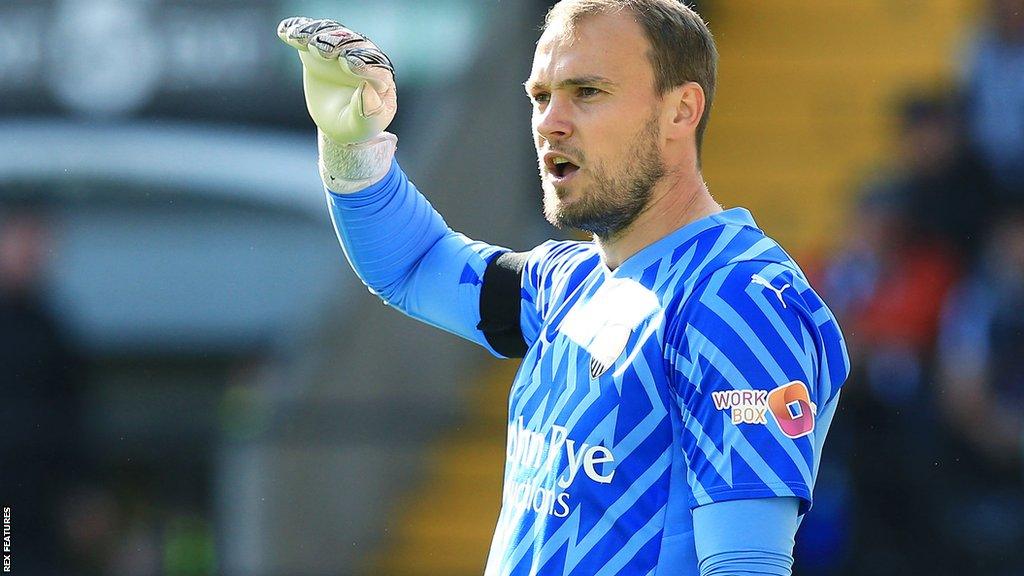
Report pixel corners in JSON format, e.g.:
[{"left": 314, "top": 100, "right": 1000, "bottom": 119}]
[{"left": 0, "top": 0, "right": 1021, "bottom": 574}]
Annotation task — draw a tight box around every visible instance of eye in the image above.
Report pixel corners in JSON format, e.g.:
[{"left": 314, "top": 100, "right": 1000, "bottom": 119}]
[
  {"left": 531, "top": 92, "right": 550, "bottom": 104},
  {"left": 578, "top": 86, "right": 601, "bottom": 98}
]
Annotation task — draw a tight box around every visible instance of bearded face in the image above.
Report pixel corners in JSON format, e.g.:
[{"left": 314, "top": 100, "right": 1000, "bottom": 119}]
[
  {"left": 540, "top": 110, "right": 665, "bottom": 239},
  {"left": 527, "top": 13, "right": 672, "bottom": 241}
]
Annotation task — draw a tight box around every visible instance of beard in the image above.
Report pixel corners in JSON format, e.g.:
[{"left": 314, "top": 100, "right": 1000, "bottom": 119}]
[{"left": 541, "top": 111, "right": 666, "bottom": 240}]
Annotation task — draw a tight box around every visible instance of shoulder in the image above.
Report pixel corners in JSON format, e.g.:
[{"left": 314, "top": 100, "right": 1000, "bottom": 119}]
[
  {"left": 518, "top": 239, "right": 602, "bottom": 321},
  {"left": 657, "top": 213, "right": 806, "bottom": 333},
  {"left": 655, "top": 213, "right": 834, "bottom": 344},
  {"left": 643, "top": 210, "right": 796, "bottom": 307},
  {"left": 667, "top": 259, "right": 813, "bottom": 342},
  {"left": 665, "top": 258, "right": 849, "bottom": 403}
]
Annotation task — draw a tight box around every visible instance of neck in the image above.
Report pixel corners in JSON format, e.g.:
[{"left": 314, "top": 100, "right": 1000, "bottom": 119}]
[{"left": 596, "top": 166, "right": 721, "bottom": 270}]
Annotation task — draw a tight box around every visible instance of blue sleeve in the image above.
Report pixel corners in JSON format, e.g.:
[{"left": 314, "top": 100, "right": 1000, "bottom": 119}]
[
  {"left": 692, "top": 497, "right": 798, "bottom": 576},
  {"left": 326, "top": 159, "right": 510, "bottom": 356},
  {"left": 667, "top": 260, "right": 845, "bottom": 514}
]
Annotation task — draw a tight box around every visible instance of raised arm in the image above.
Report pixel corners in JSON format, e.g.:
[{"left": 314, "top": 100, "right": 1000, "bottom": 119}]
[{"left": 277, "top": 17, "right": 526, "bottom": 357}]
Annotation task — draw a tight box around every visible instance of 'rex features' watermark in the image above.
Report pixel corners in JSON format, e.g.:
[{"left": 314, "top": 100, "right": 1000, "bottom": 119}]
[{"left": 3, "top": 506, "right": 10, "bottom": 572}]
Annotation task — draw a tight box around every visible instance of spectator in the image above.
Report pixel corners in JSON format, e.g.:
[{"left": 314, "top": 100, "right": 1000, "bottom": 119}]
[
  {"left": 935, "top": 209, "right": 1024, "bottom": 575},
  {"left": 939, "top": 210, "right": 1024, "bottom": 468},
  {"left": 820, "top": 187, "right": 955, "bottom": 574},
  {"left": 818, "top": 91, "right": 991, "bottom": 575},
  {"left": 824, "top": 92, "right": 989, "bottom": 397},
  {"left": 892, "top": 93, "right": 996, "bottom": 261},
  {"left": 961, "top": 0, "right": 1024, "bottom": 198},
  {"left": 0, "top": 207, "right": 85, "bottom": 575}
]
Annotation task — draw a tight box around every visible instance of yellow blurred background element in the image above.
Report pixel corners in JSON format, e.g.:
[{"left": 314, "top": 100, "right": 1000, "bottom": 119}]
[{"left": 704, "top": 1, "right": 980, "bottom": 255}]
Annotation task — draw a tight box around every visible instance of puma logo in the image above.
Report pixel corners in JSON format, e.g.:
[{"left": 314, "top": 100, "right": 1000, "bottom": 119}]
[{"left": 750, "top": 274, "right": 790, "bottom": 308}]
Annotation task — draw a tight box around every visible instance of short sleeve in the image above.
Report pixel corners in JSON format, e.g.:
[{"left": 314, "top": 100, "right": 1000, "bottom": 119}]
[{"left": 666, "top": 260, "right": 832, "bottom": 514}]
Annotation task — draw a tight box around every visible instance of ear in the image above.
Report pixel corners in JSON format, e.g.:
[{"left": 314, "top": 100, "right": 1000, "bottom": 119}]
[{"left": 664, "top": 81, "right": 705, "bottom": 141}]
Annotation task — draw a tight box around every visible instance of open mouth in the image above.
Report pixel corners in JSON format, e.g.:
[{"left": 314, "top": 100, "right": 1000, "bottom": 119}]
[
  {"left": 553, "top": 160, "right": 579, "bottom": 178},
  {"left": 545, "top": 154, "right": 581, "bottom": 180}
]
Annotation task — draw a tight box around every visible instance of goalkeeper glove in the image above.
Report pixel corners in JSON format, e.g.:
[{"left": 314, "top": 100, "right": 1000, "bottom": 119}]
[{"left": 277, "top": 17, "right": 398, "bottom": 193}]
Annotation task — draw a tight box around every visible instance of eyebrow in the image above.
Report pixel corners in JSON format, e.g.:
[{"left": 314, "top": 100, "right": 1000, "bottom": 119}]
[{"left": 523, "top": 75, "right": 617, "bottom": 93}]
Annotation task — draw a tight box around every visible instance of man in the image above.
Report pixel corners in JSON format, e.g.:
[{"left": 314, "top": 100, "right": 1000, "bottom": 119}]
[
  {"left": 278, "top": 1, "right": 849, "bottom": 574},
  {"left": 0, "top": 208, "right": 85, "bottom": 575}
]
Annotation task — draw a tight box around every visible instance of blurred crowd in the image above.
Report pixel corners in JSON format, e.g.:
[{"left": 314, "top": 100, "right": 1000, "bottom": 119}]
[
  {"left": 807, "top": 1, "right": 1024, "bottom": 574},
  {"left": 1, "top": 0, "right": 1022, "bottom": 575}
]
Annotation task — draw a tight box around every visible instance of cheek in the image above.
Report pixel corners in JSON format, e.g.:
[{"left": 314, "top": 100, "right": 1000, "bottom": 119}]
[{"left": 605, "top": 120, "right": 654, "bottom": 159}]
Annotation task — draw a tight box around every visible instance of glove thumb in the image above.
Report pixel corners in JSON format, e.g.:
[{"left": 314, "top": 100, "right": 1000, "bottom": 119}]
[
  {"left": 356, "top": 81, "right": 386, "bottom": 118},
  {"left": 332, "top": 81, "right": 389, "bottom": 142}
]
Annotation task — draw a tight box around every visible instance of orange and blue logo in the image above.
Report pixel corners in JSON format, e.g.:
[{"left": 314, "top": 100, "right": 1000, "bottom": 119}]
[{"left": 767, "top": 381, "right": 816, "bottom": 439}]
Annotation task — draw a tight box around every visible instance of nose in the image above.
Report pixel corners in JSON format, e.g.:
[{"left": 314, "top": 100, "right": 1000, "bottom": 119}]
[{"left": 535, "top": 94, "right": 573, "bottom": 142}]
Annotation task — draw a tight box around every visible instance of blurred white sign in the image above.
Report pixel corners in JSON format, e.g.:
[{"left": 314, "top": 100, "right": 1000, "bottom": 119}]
[{"left": 0, "top": 0, "right": 493, "bottom": 118}]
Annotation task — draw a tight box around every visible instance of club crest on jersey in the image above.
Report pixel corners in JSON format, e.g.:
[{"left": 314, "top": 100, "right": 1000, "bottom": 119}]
[
  {"left": 559, "top": 278, "right": 660, "bottom": 379},
  {"left": 587, "top": 324, "right": 631, "bottom": 378}
]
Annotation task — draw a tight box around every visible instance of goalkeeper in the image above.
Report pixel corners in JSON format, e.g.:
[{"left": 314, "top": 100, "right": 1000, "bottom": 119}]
[{"left": 279, "top": 1, "right": 849, "bottom": 575}]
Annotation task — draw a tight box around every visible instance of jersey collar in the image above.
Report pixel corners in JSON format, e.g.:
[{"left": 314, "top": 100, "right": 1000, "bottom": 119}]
[{"left": 608, "top": 207, "right": 760, "bottom": 278}]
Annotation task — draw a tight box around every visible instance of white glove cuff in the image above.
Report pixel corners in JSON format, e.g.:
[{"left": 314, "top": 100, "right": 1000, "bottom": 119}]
[{"left": 318, "top": 131, "right": 398, "bottom": 194}]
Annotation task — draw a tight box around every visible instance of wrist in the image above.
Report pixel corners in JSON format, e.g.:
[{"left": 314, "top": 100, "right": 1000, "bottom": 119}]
[{"left": 318, "top": 131, "right": 397, "bottom": 194}]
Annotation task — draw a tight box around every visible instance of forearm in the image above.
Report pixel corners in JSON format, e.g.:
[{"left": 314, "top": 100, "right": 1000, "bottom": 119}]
[
  {"left": 693, "top": 498, "right": 799, "bottom": 576},
  {"left": 326, "top": 157, "right": 508, "bottom": 350},
  {"left": 697, "top": 551, "right": 793, "bottom": 576},
  {"left": 326, "top": 157, "right": 448, "bottom": 299},
  {"left": 280, "top": 20, "right": 512, "bottom": 353}
]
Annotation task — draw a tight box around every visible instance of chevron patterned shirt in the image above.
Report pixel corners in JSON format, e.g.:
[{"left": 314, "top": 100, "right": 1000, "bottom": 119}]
[
  {"left": 481, "top": 208, "right": 849, "bottom": 576},
  {"left": 326, "top": 164, "right": 848, "bottom": 576}
]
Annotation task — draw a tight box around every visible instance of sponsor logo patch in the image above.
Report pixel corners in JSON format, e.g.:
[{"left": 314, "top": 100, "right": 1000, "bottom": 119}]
[
  {"left": 712, "top": 389, "right": 769, "bottom": 425},
  {"left": 712, "top": 381, "right": 816, "bottom": 439},
  {"left": 767, "top": 381, "right": 816, "bottom": 438}
]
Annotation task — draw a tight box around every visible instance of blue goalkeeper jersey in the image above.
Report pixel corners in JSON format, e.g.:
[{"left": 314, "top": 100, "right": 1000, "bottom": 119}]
[
  {"left": 481, "top": 208, "right": 849, "bottom": 576},
  {"left": 324, "top": 163, "right": 848, "bottom": 575}
]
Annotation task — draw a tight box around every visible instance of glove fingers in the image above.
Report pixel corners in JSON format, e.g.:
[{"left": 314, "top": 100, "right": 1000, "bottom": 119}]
[
  {"left": 276, "top": 16, "right": 312, "bottom": 47},
  {"left": 307, "top": 30, "right": 395, "bottom": 92},
  {"left": 278, "top": 17, "right": 344, "bottom": 50},
  {"left": 308, "top": 27, "right": 366, "bottom": 58},
  {"left": 278, "top": 17, "right": 395, "bottom": 92},
  {"left": 341, "top": 48, "right": 395, "bottom": 94}
]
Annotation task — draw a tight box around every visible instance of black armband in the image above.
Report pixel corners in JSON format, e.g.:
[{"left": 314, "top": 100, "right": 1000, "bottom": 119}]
[{"left": 478, "top": 251, "right": 529, "bottom": 358}]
